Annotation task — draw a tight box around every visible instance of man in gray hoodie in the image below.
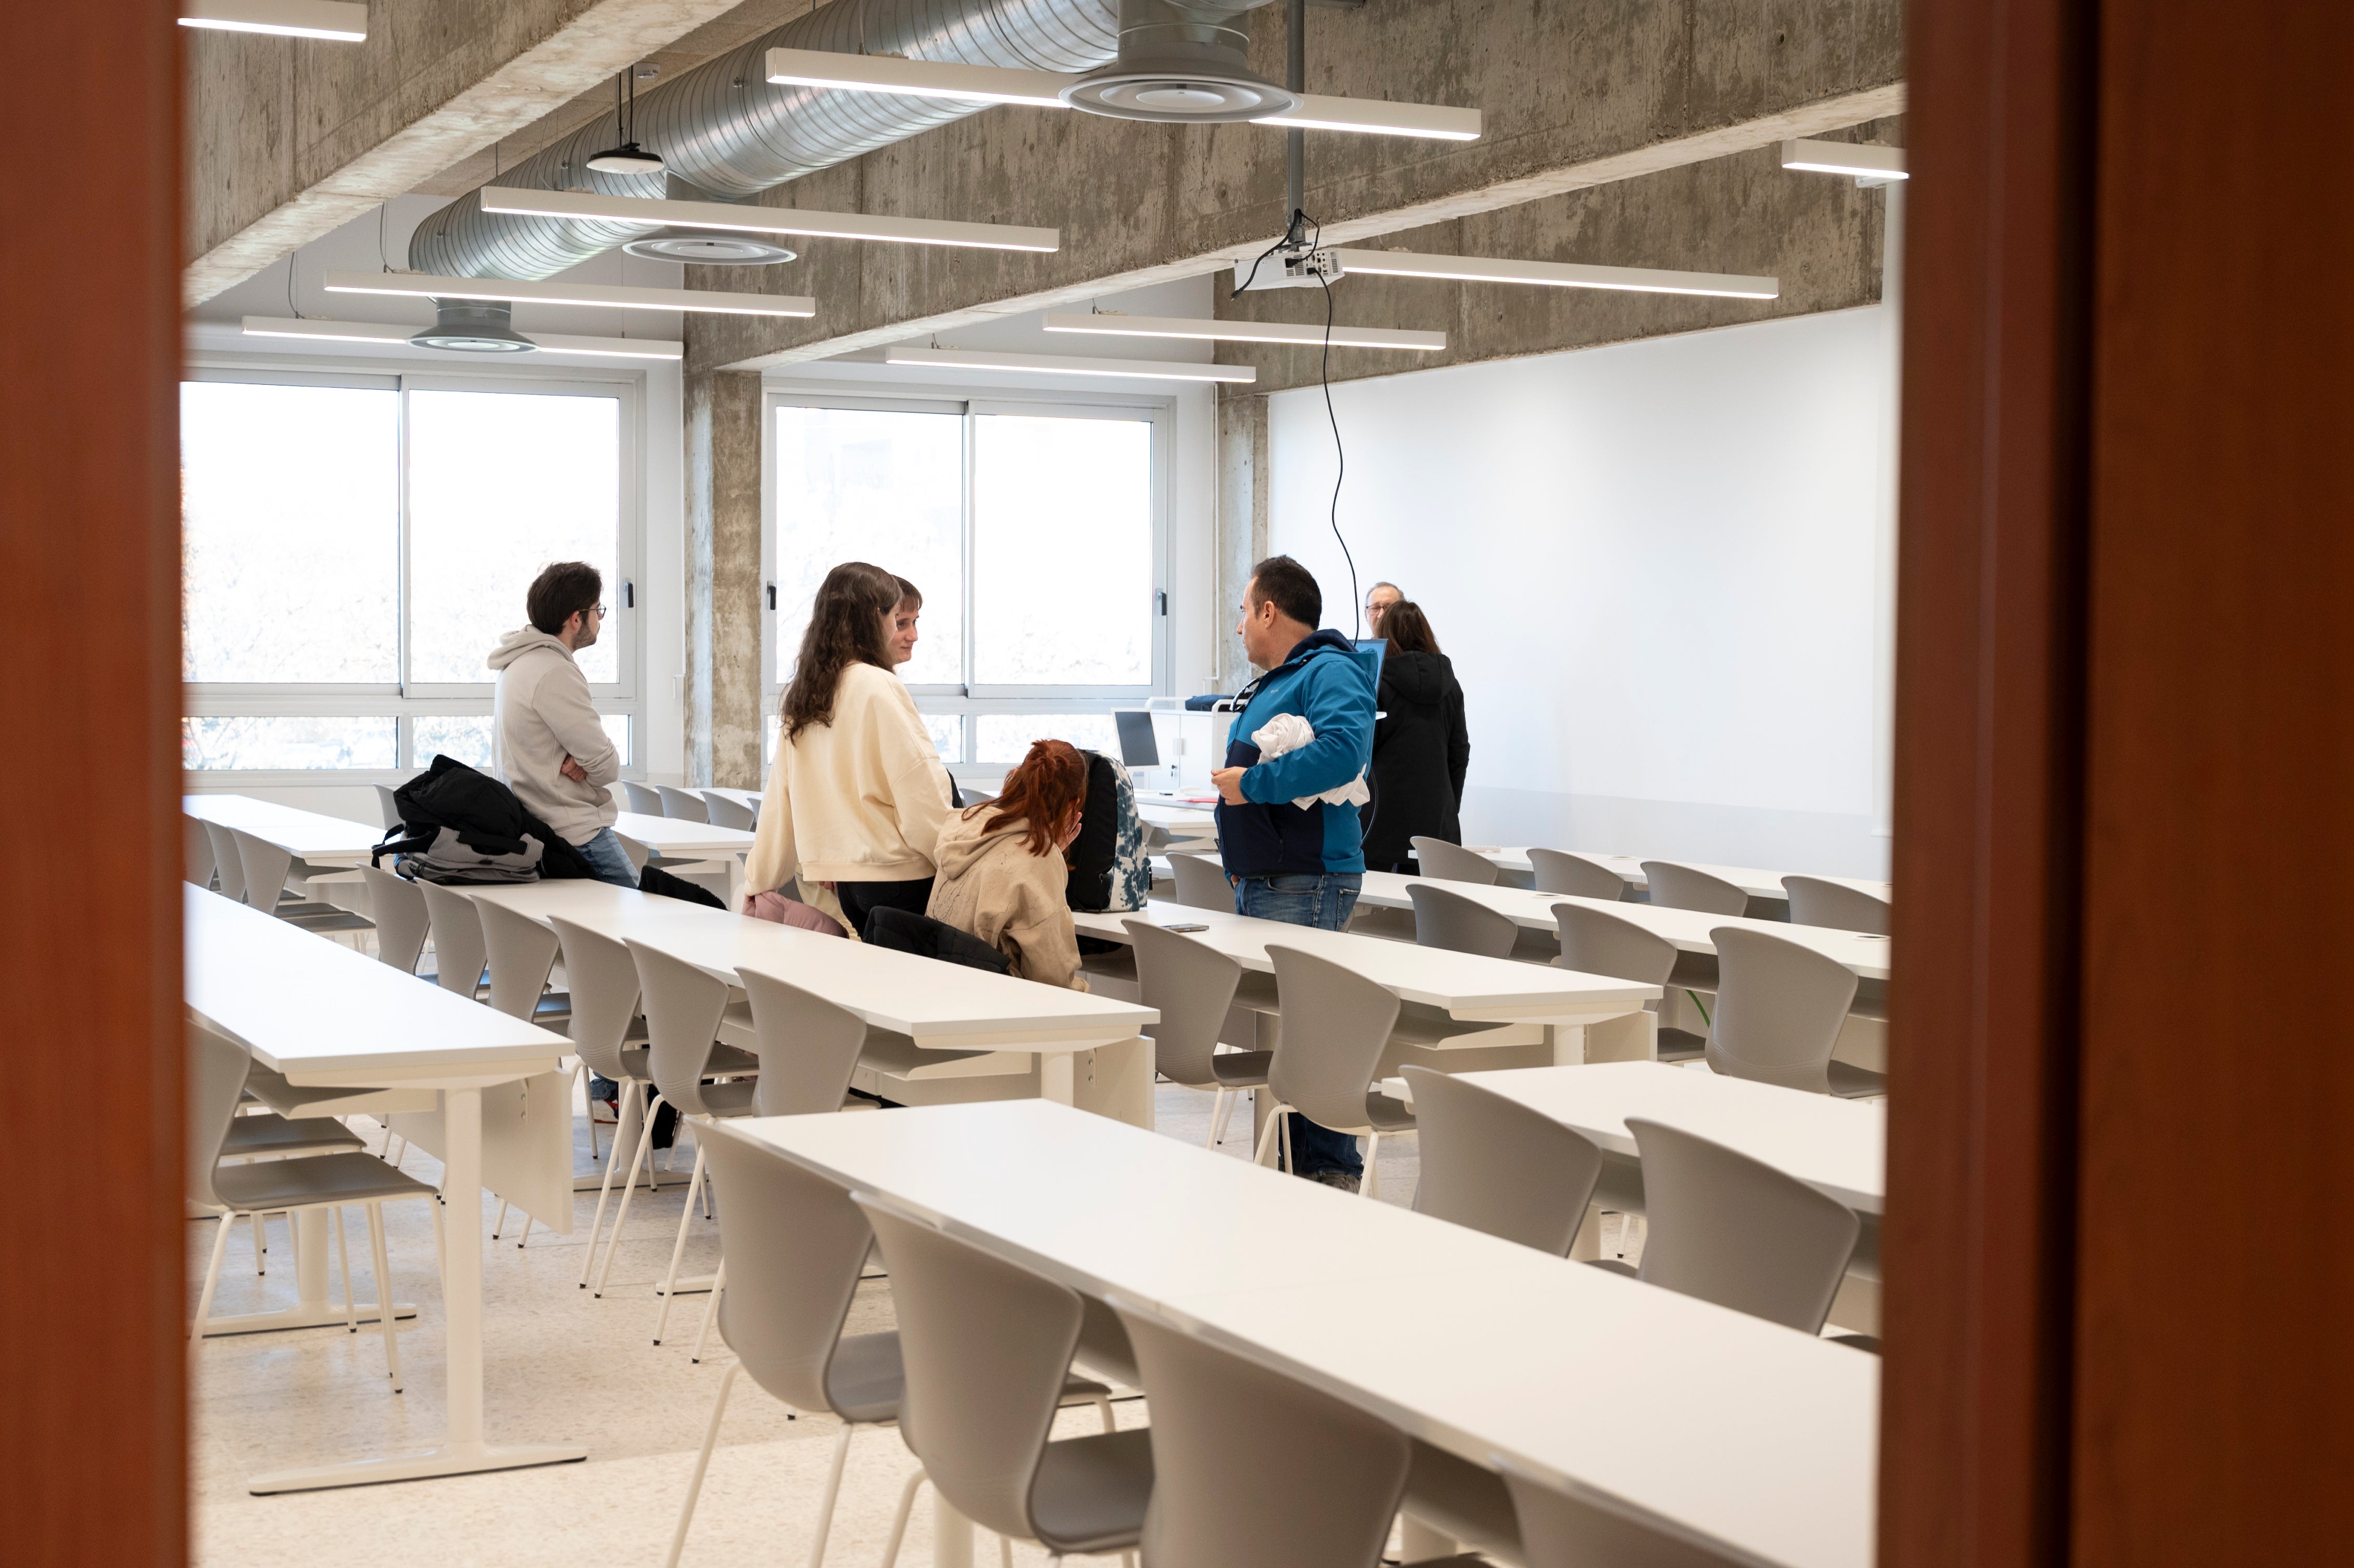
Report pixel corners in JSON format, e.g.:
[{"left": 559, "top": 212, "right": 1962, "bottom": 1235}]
[{"left": 489, "top": 561, "right": 635, "bottom": 886}]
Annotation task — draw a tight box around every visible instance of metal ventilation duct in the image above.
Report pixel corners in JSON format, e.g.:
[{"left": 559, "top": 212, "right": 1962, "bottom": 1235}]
[{"left": 410, "top": 0, "right": 1275, "bottom": 283}]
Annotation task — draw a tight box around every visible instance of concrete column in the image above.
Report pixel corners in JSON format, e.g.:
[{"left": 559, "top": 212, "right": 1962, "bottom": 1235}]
[
  {"left": 683, "top": 367, "right": 765, "bottom": 788},
  {"left": 1214, "top": 391, "right": 1270, "bottom": 692}
]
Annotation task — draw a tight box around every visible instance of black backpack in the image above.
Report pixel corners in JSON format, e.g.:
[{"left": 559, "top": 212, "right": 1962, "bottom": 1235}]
[
  {"left": 1063, "top": 749, "right": 1122, "bottom": 911},
  {"left": 374, "top": 754, "right": 595, "bottom": 880}
]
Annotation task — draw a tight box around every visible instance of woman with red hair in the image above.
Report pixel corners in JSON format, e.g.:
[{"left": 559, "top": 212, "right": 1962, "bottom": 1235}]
[{"left": 925, "top": 738, "right": 1092, "bottom": 989}]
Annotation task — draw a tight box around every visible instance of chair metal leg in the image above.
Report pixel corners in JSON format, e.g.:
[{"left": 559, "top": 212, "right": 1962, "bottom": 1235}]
[
  {"left": 663, "top": 1359, "right": 742, "bottom": 1568},
  {"left": 806, "top": 1422, "right": 854, "bottom": 1568},
  {"left": 331, "top": 1206, "right": 357, "bottom": 1334},
  {"left": 1362, "top": 1131, "right": 1382, "bottom": 1200},
  {"left": 364, "top": 1201, "right": 403, "bottom": 1392},
  {"left": 1203, "top": 1086, "right": 1225, "bottom": 1148},
  {"left": 1252, "top": 1105, "right": 1287, "bottom": 1167},
  {"left": 190, "top": 1212, "right": 234, "bottom": 1349},
  {"left": 999, "top": 1534, "right": 1014, "bottom": 1568},
  {"left": 597, "top": 1090, "right": 666, "bottom": 1298},
  {"left": 491, "top": 1199, "right": 509, "bottom": 1240},
  {"left": 1213, "top": 1086, "right": 1241, "bottom": 1146},
  {"left": 576, "top": 1082, "right": 641, "bottom": 1288},
  {"left": 1279, "top": 1112, "right": 1294, "bottom": 1174},
  {"left": 250, "top": 1209, "right": 265, "bottom": 1275},
  {"left": 691, "top": 1260, "right": 727, "bottom": 1364},
  {"left": 879, "top": 1468, "right": 926, "bottom": 1568},
  {"left": 653, "top": 1137, "right": 710, "bottom": 1345},
  {"left": 1094, "top": 1393, "right": 1115, "bottom": 1433}
]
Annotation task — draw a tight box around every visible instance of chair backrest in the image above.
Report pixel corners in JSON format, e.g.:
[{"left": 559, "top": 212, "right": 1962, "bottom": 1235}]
[
  {"left": 613, "top": 832, "right": 652, "bottom": 874},
  {"left": 1411, "top": 837, "right": 1500, "bottom": 886},
  {"left": 548, "top": 916, "right": 643, "bottom": 1081},
  {"left": 854, "top": 1196, "right": 1087, "bottom": 1546},
  {"left": 1406, "top": 882, "right": 1519, "bottom": 959},
  {"left": 1266, "top": 946, "right": 1401, "bottom": 1134},
  {"left": 1527, "top": 847, "right": 1625, "bottom": 901},
  {"left": 1117, "top": 1304, "right": 1409, "bottom": 1568},
  {"left": 1167, "top": 852, "right": 1234, "bottom": 912},
  {"left": 1705, "top": 927, "right": 1859, "bottom": 1093},
  {"left": 1783, "top": 875, "right": 1891, "bottom": 936},
  {"left": 200, "top": 820, "right": 246, "bottom": 901},
  {"left": 699, "top": 1125, "right": 880, "bottom": 1416},
  {"left": 656, "top": 784, "right": 710, "bottom": 823},
  {"left": 1639, "top": 861, "right": 1748, "bottom": 916},
  {"left": 625, "top": 939, "right": 734, "bottom": 1115},
  {"left": 184, "top": 816, "right": 216, "bottom": 887},
  {"left": 620, "top": 780, "right": 664, "bottom": 815},
  {"left": 360, "top": 867, "right": 430, "bottom": 974},
  {"left": 477, "top": 898, "right": 562, "bottom": 1020},
  {"left": 1503, "top": 1465, "right": 1740, "bottom": 1568},
  {"left": 416, "top": 880, "right": 488, "bottom": 996},
  {"left": 1553, "top": 903, "right": 1680, "bottom": 987},
  {"left": 737, "top": 966, "right": 868, "bottom": 1116},
  {"left": 231, "top": 828, "right": 296, "bottom": 913},
  {"left": 1403, "top": 1066, "right": 1605, "bottom": 1255},
  {"left": 372, "top": 782, "right": 404, "bottom": 831},
  {"left": 1627, "top": 1117, "right": 1860, "bottom": 1333},
  {"left": 185, "top": 1026, "right": 252, "bottom": 1210},
  {"left": 703, "top": 792, "right": 757, "bottom": 832},
  {"left": 1123, "top": 919, "right": 1244, "bottom": 1087}
]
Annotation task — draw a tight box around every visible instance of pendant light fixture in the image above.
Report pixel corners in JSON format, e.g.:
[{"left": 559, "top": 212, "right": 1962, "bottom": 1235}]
[
  {"left": 1781, "top": 138, "right": 1908, "bottom": 184},
  {"left": 1042, "top": 311, "right": 1443, "bottom": 351},
  {"left": 242, "top": 316, "right": 683, "bottom": 361},
  {"left": 585, "top": 64, "right": 665, "bottom": 176},
  {"left": 883, "top": 346, "right": 1256, "bottom": 384},
  {"left": 480, "top": 187, "right": 1058, "bottom": 253},
  {"left": 179, "top": 0, "right": 366, "bottom": 42},
  {"left": 324, "top": 270, "right": 816, "bottom": 318}
]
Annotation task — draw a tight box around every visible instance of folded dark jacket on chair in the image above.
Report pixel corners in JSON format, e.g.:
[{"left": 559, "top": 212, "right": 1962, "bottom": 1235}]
[{"left": 861, "top": 906, "right": 1013, "bottom": 974}]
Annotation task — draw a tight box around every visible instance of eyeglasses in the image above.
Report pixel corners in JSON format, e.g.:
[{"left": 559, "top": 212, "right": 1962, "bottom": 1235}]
[{"left": 590, "top": 604, "right": 607, "bottom": 616}]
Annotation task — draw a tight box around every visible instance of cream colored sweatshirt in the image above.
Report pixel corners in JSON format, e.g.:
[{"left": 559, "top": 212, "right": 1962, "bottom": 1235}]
[
  {"left": 925, "top": 807, "right": 1089, "bottom": 991},
  {"left": 488, "top": 628, "right": 619, "bottom": 846},
  {"left": 742, "top": 661, "right": 954, "bottom": 891}
]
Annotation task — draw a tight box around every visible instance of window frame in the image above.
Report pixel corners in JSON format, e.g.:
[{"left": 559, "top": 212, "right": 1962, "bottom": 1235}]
[
  {"left": 180, "top": 357, "right": 646, "bottom": 786},
  {"left": 759, "top": 384, "right": 1173, "bottom": 766}
]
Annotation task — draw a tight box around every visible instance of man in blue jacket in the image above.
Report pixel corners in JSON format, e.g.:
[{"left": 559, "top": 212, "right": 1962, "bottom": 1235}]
[{"left": 1212, "top": 554, "right": 1380, "bottom": 1190}]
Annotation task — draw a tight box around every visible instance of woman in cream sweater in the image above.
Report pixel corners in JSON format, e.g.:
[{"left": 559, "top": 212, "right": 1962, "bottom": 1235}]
[
  {"left": 742, "top": 561, "right": 954, "bottom": 936},
  {"left": 926, "top": 739, "right": 1091, "bottom": 990}
]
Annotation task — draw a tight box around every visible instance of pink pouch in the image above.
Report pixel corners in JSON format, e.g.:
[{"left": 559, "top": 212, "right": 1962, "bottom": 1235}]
[{"left": 744, "top": 889, "right": 848, "bottom": 937}]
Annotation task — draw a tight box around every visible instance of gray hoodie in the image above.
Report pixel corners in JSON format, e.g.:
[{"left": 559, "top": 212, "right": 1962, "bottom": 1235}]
[{"left": 488, "top": 627, "right": 619, "bottom": 846}]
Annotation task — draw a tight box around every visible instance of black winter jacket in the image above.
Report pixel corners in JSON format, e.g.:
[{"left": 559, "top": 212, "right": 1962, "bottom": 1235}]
[{"left": 1363, "top": 651, "right": 1470, "bottom": 865}]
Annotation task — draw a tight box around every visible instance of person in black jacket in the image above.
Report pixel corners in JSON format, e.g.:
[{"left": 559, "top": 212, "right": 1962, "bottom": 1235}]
[{"left": 1362, "top": 601, "right": 1471, "bottom": 873}]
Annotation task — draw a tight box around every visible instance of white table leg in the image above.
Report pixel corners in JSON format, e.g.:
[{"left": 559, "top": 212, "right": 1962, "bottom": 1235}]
[
  {"left": 202, "top": 1206, "right": 415, "bottom": 1336},
  {"left": 934, "top": 1486, "right": 975, "bottom": 1568},
  {"left": 1039, "top": 1052, "right": 1076, "bottom": 1107},
  {"left": 1399, "top": 1515, "right": 1460, "bottom": 1562},
  {"left": 1551, "top": 1023, "right": 1586, "bottom": 1067},
  {"left": 248, "top": 1085, "right": 588, "bottom": 1493}
]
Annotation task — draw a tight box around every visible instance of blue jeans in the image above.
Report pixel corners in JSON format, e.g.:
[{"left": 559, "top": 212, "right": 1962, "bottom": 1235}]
[
  {"left": 1233, "top": 872, "right": 1366, "bottom": 1177},
  {"left": 574, "top": 827, "right": 639, "bottom": 888}
]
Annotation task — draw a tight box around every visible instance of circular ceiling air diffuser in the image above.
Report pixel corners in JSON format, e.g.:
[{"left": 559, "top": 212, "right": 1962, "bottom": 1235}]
[
  {"left": 1061, "top": 66, "right": 1294, "bottom": 123},
  {"left": 620, "top": 231, "right": 799, "bottom": 266},
  {"left": 411, "top": 299, "right": 537, "bottom": 354}
]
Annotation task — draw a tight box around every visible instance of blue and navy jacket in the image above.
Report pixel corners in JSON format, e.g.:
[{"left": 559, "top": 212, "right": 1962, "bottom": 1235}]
[{"left": 1215, "top": 629, "right": 1378, "bottom": 878}]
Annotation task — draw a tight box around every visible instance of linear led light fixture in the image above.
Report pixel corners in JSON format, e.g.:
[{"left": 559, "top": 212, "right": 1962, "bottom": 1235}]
[
  {"left": 1781, "top": 139, "right": 1908, "bottom": 181},
  {"left": 883, "top": 346, "right": 1256, "bottom": 384},
  {"left": 323, "top": 270, "right": 815, "bottom": 318},
  {"left": 240, "top": 317, "right": 684, "bottom": 362},
  {"left": 764, "top": 48, "right": 1480, "bottom": 141},
  {"left": 179, "top": 0, "right": 367, "bottom": 41},
  {"left": 1042, "top": 312, "right": 1444, "bottom": 351},
  {"left": 480, "top": 186, "right": 1058, "bottom": 254},
  {"left": 1329, "top": 249, "right": 1781, "bottom": 300}
]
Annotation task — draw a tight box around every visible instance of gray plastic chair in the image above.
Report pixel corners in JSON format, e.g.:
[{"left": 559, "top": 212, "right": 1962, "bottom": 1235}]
[
  {"left": 1640, "top": 860, "right": 1749, "bottom": 916},
  {"left": 1553, "top": 904, "right": 1707, "bottom": 1064},
  {"left": 656, "top": 784, "right": 710, "bottom": 822},
  {"left": 855, "top": 1194, "right": 1148, "bottom": 1568},
  {"left": 1612, "top": 1117, "right": 1860, "bottom": 1335},
  {"left": 1407, "top": 882, "right": 1520, "bottom": 959},
  {"left": 184, "top": 816, "right": 216, "bottom": 887},
  {"left": 231, "top": 828, "right": 374, "bottom": 937},
  {"left": 1502, "top": 1461, "right": 1741, "bottom": 1568},
  {"left": 613, "top": 831, "right": 653, "bottom": 875},
  {"left": 737, "top": 966, "right": 872, "bottom": 1117},
  {"left": 1410, "top": 837, "right": 1500, "bottom": 886},
  {"left": 1257, "top": 946, "right": 1412, "bottom": 1198},
  {"left": 702, "top": 792, "right": 757, "bottom": 832},
  {"left": 626, "top": 939, "right": 761, "bottom": 1339},
  {"left": 1707, "top": 927, "right": 1884, "bottom": 1097},
  {"left": 1167, "top": 851, "right": 1235, "bottom": 912},
  {"left": 1402, "top": 1066, "right": 1605, "bottom": 1255},
  {"left": 1527, "top": 847, "right": 1626, "bottom": 901},
  {"left": 548, "top": 915, "right": 658, "bottom": 1291},
  {"left": 187, "top": 1027, "right": 440, "bottom": 1389},
  {"left": 1114, "top": 1301, "right": 1410, "bottom": 1568},
  {"left": 1784, "top": 875, "right": 1891, "bottom": 936},
  {"left": 476, "top": 897, "right": 571, "bottom": 1026},
  {"left": 416, "top": 880, "right": 489, "bottom": 997},
  {"left": 200, "top": 820, "right": 247, "bottom": 902},
  {"left": 1124, "top": 919, "right": 1271, "bottom": 1147},
  {"left": 373, "top": 783, "right": 404, "bottom": 831},
  {"left": 359, "top": 867, "right": 430, "bottom": 976},
  {"left": 621, "top": 780, "right": 665, "bottom": 815}
]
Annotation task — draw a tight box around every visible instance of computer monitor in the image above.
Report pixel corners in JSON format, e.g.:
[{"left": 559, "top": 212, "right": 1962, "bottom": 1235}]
[{"left": 1114, "top": 710, "right": 1160, "bottom": 768}]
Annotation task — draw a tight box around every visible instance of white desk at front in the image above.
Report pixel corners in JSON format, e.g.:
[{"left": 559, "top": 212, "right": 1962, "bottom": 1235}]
[
  {"left": 1071, "top": 900, "right": 1657, "bottom": 1064},
  {"left": 739, "top": 1100, "right": 1876, "bottom": 1568},
  {"left": 185, "top": 885, "right": 584, "bottom": 1494},
  {"left": 466, "top": 882, "right": 1161, "bottom": 1121},
  {"left": 183, "top": 792, "right": 381, "bottom": 865}
]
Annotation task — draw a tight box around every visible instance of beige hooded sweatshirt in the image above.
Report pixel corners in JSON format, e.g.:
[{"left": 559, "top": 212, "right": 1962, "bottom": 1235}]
[
  {"left": 743, "top": 661, "right": 954, "bottom": 891},
  {"left": 925, "top": 806, "right": 1089, "bottom": 991},
  {"left": 488, "top": 628, "right": 619, "bottom": 846}
]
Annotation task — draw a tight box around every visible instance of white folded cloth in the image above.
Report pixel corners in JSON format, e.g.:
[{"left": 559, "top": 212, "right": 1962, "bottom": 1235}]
[{"left": 1250, "top": 713, "right": 1372, "bottom": 809}]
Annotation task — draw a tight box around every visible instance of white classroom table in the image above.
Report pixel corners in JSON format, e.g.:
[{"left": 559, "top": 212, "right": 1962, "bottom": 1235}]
[
  {"left": 1463, "top": 846, "right": 1892, "bottom": 906},
  {"left": 1352, "top": 872, "right": 1894, "bottom": 983},
  {"left": 184, "top": 792, "right": 381, "bottom": 865},
  {"left": 465, "top": 882, "right": 1161, "bottom": 1119},
  {"left": 739, "top": 1100, "right": 1876, "bottom": 1568},
  {"left": 1071, "top": 900, "right": 1657, "bottom": 1063},
  {"left": 185, "top": 885, "right": 584, "bottom": 1493}
]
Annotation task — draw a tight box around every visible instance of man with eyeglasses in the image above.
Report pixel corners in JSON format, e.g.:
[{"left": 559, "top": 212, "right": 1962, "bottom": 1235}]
[
  {"left": 489, "top": 560, "right": 636, "bottom": 886},
  {"left": 1364, "top": 581, "right": 1402, "bottom": 635}
]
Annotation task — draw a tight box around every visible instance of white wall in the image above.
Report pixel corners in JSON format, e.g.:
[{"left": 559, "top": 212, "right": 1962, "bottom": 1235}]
[{"left": 1268, "top": 307, "right": 1895, "bottom": 878}]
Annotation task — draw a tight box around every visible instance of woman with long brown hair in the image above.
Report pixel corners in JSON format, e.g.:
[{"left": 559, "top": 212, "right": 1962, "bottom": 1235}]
[
  {"left": 1363, "top": 599, "right": 1471, "bottom": 874},
  {"left": 742, "top": 560, "right": 954, "bottom": 936},
  {"left": 926, "top": 738, "right": 1092, "bottom": 989}
]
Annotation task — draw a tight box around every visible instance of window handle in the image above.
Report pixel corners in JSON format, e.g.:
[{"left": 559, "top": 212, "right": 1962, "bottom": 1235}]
[
  {"left": 623, "top": 580, "right": 634, "bottom": 609},
  {"left": 767, "top": 583, "right": 777, "bottom": 611},
  {"left": 1158, "top": 591, "right": 1168, "bottom": 617}
]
